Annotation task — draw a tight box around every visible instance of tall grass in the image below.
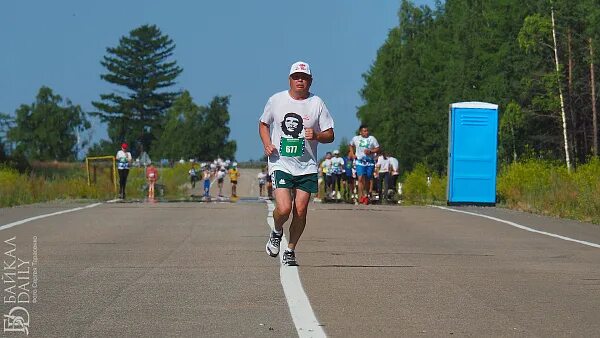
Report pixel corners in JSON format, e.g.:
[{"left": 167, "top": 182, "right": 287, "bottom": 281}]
[
  {"left": 0, "top": 162, "right": 194, "bottom": 207},
  {"left": 0, "top": 166, "right": 115, "bottom": 207},
  {"left": 3, "top": 159, "right": 599, "bottom": 224},
  {"left": 402, "top": 163, "right": 447, "bottom": 205},
  {"left": 497, "top": 158, "right": 600, "bottom": 223},
  {"left": 400, "top": 159, "right": 600, "bottom": 223}
]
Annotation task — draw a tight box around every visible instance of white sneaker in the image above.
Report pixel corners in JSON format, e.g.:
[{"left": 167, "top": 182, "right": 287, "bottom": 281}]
[{"left": 266, "top": 231, "right": 282, "bottom": 257}]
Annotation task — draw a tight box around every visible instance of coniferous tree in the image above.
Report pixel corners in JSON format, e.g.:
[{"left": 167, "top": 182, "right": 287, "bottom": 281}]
[{"left": 92, "top": 24, "right": 183, "bottom": 156}]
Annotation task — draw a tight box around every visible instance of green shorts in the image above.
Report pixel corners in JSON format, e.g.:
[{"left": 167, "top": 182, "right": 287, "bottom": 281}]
[{"left": 271, "top": 170, "right": 318, "bottom": 193}]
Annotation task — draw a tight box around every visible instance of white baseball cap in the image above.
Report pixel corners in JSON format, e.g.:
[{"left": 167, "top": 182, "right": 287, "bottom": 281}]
[
  {"left": 333, "top": 149, "right": 340, "bottom": 155},
  {"left": 289, "top": 61, "right": 311, "bottom": 76}
]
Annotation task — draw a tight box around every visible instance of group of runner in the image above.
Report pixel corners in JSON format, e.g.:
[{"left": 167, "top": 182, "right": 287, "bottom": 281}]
[
  {"left": 319, "top": 125, "right": 399, "bottom": 204},
  {"left": 188, "top": 158, "right": 240, "bottom": 198}
]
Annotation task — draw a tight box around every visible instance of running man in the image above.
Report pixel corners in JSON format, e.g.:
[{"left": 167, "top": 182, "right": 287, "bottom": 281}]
[
  {"left": 342, "top": 149, "right": 356, "bottom": 201},
  {"left": 350, "top": 125, "right": 380, "bottom": 205},
  {"left": 388, "top": 154, "right": 400, "bottom": 198},
  {"left": 259, "top": 61, "right": 334, "bottom": 266},
  {"left": 217, "top": 166, "right": 226, "bottom": 197},
  {"left": 258, "top": 167, "right": 268, "bottom": 197},
  {"left": 330, "top": 149, "right": 344, "bottom": 200},
  {"left": 320, "top": 152, "right": 333, "bottom": 199},
  {"left": 375, "top": 152, "right": 391, "bottom": 202},
  {"left": 202, "top": 165, "right": 212, "bottom": 198}
]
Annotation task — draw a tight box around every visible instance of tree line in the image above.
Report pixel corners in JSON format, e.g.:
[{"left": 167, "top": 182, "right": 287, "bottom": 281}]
[
  {"left": 358, "top": 0, "right": 600, "bottom": 173},
  {"left": 0, "top": 24, "right": 236, "bottom": 165}
]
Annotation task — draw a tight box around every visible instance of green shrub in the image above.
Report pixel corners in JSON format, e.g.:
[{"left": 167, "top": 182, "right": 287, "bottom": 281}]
[
  {"left": 497, "top": 158, "right": 600, "bottom": 223},
  {"left": 402, "top": 163, "right": 447, "bottom": 204}
]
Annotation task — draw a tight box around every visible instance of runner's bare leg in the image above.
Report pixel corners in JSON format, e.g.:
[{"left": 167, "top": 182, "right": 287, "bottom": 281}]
[
  {"left": 273, "top": 188, "right": 292, "bottom": 233},
  {"left": 288, "top": 188, "right": 310, "bottom": 250}
]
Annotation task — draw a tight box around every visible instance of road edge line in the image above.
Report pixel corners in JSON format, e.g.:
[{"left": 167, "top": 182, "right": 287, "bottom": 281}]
[
  {"left": 1, "top": 202, "right": 103, "bottom": 231},
  {"left": 432, "top": 205, "right": 600, "bottom": 249}
]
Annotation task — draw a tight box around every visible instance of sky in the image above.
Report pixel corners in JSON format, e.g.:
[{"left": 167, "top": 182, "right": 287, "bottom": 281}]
[{"left": 0, "top": 0, "right": 438, "bottom": 161}]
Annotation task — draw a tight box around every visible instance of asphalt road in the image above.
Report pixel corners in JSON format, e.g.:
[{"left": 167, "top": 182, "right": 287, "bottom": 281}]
[{"left": 1, "top": 169, "right": 599, "bottom": 337}]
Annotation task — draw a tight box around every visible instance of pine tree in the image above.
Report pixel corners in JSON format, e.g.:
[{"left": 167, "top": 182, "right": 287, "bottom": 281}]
[{"left": 92, "top": 24, "right": 183, "bottom": 156}]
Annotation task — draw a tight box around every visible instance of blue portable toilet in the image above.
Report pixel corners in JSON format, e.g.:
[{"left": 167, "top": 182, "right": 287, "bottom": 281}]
[{"left": 447, "top": 102, "right": 498, "bottom": 205}]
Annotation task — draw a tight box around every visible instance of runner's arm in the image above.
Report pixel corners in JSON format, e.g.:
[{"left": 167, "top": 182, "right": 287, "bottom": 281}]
[
  {"left": 349, "top": 143, "right": 356, "bottom": 160},
  {"left": 305, "top": 128, "right": 334, "bottom": 143},
  {"left": 259, "top": 122, "right": 277, "bottom": 156}
]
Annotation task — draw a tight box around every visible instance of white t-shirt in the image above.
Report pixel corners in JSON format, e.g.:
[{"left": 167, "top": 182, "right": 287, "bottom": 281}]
[
  {"left": 330, "top": 157, "right": 344, "bottom": 174},
  {"left": 388, "top": 157, "right": 399, "bottom": 175},
  {"left": 376, "top": 156, "right": 390, "bottom": 173},
  {"left": 351, "top": 135, "right": 379, "bottom": 164},
  {"left": 321, "top": 158, "right": 333, "bottom": 176},
  {"left": 257, "top": 172, "right": 267, "bottom": 184},
  {"left": 116, "top": 150, "right": 132, "bottom": 170},
  {"left": 260, "top": 90, "right": 334, "bottom": 176}
]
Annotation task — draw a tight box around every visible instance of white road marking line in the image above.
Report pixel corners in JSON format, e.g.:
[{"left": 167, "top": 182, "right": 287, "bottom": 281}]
[
  {"left": 0, "top": 202, "right": 103, "bottom": 231},
  {"left": 266, "top": 200, "right": 326, "bottom": 338},
  {"left": 433, "top": 206, "right": 600, "bottom": 249}
]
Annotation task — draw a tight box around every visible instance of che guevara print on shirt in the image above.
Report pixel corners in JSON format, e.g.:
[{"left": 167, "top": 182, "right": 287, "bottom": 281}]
[{"left": 279, "top": 112, "right": 305, "bottom": 157}]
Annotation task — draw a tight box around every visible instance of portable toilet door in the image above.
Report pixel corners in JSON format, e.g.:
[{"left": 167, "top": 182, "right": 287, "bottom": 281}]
[{"left": 447, "top": 102, "right": 498, "bottom": 205}]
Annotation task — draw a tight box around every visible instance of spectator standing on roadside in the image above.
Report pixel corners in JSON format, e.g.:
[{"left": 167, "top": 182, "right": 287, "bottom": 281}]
[
  {"left": 116, "top": 143, "right": 132, "bottom": 199},
  {"left": 146, "top": 162, "right": 159, "bottom": 200},
  {"left": 229, "top": 162, "right": 240, "bottom": 197},
  {"left": 189, "top": 164, "right": 199, "bottom": 189}
]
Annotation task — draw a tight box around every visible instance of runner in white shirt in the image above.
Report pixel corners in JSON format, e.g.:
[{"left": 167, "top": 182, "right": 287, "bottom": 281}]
[
  {"left": 350, "top": 125, "right": 380, "bottom": 204},
  {"left": 330, "top": 149, "right": 345, "bottom": 199},
  {"left": 376, "top": 152, "right": 391, "bottom": 202},
  {"left": 259, "top": 61, "right": 335, "bottom": 266},
  {"left": 320, "top": 152, "right": 333, "bottom": 199},
  {"left": 257, "top": 168, "right": 268, "bottom": 197},
  {"left": 216, "top": 167, "right": 226, "bottom": 197},
  {"left": 388, "top": 155, "right": 400, "bottom": 197}
]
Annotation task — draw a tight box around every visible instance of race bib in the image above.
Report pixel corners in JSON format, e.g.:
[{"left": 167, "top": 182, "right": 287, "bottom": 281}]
[{"left": 280, "top": 137, "right": 305, "bottom": 157}]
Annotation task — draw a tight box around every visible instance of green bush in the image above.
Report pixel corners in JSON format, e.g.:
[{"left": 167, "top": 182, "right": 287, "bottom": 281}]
[
  {"left": 497, "top": 158, "right": 600, "bottom": 223},
  {"left": 402, "top": 163, "right": 446, "bottom": 204},
  {"left": 0, "top": 162, "right": 195, "bottom": 207}
]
